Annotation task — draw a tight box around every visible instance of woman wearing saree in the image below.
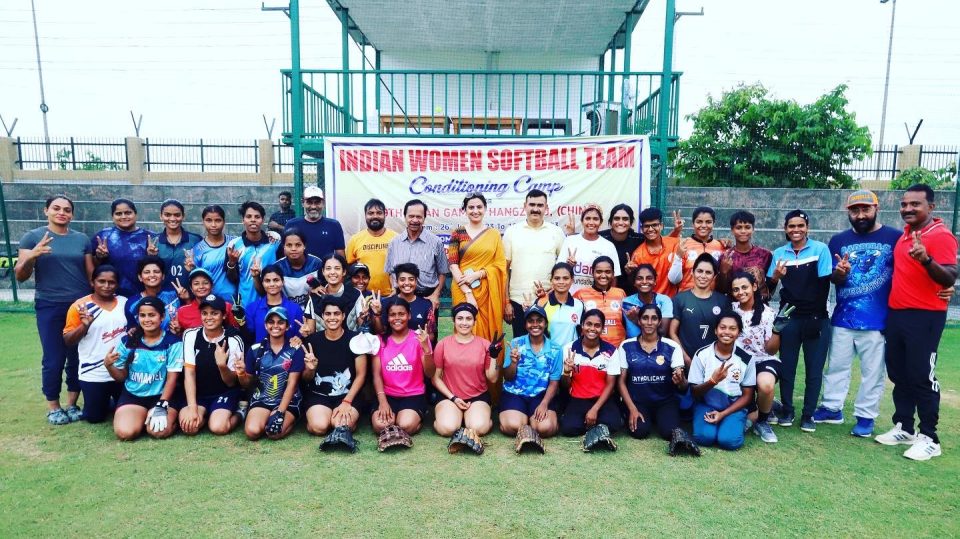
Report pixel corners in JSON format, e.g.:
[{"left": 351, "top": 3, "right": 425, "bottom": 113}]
[{"left": 448, "top": 193, "right": 507, "bottom": 347}]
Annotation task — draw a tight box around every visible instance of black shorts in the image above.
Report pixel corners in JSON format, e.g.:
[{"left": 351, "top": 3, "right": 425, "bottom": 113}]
[
  {"left": 499, "top": 391, "right": 560, "bottom": 417},
  {"left": 195, "top": 390, "right": 241, "bottom": 414},
  {"left": 117, "top": 389, "right": 163, "bottom": 410},
  {"left": 465, "top": 391, "right": 491, "bottom": 405},
  {"left": 383, "top": 394, "right": 427, "bottom": 419},
  {"left": 250, "top": 398, "right": 302, "bottom": 419},
  {"left": 303, "top": 393, "right": 362, "bottom": 412},
  {"left": 756, "top": 359, "right": 781, "bottom": 383}
]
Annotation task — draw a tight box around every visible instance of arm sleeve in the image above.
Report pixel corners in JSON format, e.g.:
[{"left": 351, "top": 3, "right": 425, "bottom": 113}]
[
  {"left": 608, "top": 242, "right": 622, "bottom": 276},
  {"left": 659, "top": 295, "right": 674, "bottom": 318},
  {"left": 433, "top": 339, "right": 446, "bottom": 370},
  {"left": 687, "top": 351, "right": 705, "bottom": 385},
  {"left": 930, "top": 232, "right": 960, "bottom": 265},
  {"left": 182, "top": 330, "right": 197, "bottom": 367},
  {"left": 741, "top": 357, "right": 757, "bottom": 388},
  {"left": 548, "top": 348, "right": 564, "bottom": 381},
  {"left": 20, "top": 229, "right": 38, "bottom": 250},
  {"left": 244, "top": 347, "right": 258, "bottom": 375},
  {"left": 345, "top": 235, "right": 358, "bottom": 264},
  {"left": 503, "top": 338, "right": 520, "bottom": 368},
  {"left": 667, "top": 340, "right": 685, "bottom": 369},
  {"left": 435, "top": 241, "right": 451, "bottom": 274},
  {"left": 606, "top": 347, "right": 624, "bottom": 375},
  {"left": 501, "top": 228, "right": 513, "bottom": 262},
  {"left": 63, "top": 301, "right": 82, "bottom": 335},
  {"left": 114, "top": 338, "right": 130, "bottom": 369},
  {"left": 167, "top": 341, "right": 184, "bottom": 372},
  {"left": 767, "top": 250, "right": 780, "bottom": 278},
  {"left": 667, "top": 253, "right": 683, "bottom": 284},
  {"left": 817, "top": 244, "right": 833, "bottom": 277},
  {"left": 290, "top": 348, "right": 305, "bottom": 373},
  {"left": 556, "top": 237, "right": 571, "bottom": 264},
  {"left": 226, "top": 335, "right": 243, "bottom": 372}
]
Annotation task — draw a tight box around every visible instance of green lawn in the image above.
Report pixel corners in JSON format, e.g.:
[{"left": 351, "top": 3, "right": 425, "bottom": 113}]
[{"left": 0, "top": 312, "right": 957, "bottom": 537}]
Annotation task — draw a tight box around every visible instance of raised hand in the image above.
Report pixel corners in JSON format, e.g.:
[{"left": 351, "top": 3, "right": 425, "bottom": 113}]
[
  {"left": 533, "top": 280, "right": 547, "bottom": 299},
  {"left": 566, "top": 247, "right": 577, "bottom": 265},
  {"left": 95, "top": 235, "right": 110, "bottom": 259},
  {"left": 675, "top": 240, "right": 688, "bottom": 261},
  {"left": 673, "top": 210, "right": 685, "bottom": 231},
  {"left": 77, "top": 303, "right": 94, "bottom": 327},
  {"left": 303, "top": 342, "right": 318, "bottom": 371},
  {"left": 772, "top": 259, "right": 788, "bottom": 280},
  {"left": 719, "top": 249, "right": 734, "bottom": 273},
  {"left": 183, "top": 248, "right": 195, "bottom": 271},
  {"left": 226, "top": 245, "right": 242, "bottom": 266},
  {"left": 30, "top": 231, "right": 54, "bottom": 259},
  {"left": 487, "top": 332, "right": 504, "bottom": 358},
  {"left": 563, "top": 347, "right": 576, "bottom": 376},
  {"left": 214, "top": 339, "right": 229, "bottom": 368},
  {"left": 709, "top": 361, "right": 731, "bottom": 385},
  {"left": 172, "top": 278, "right": 190, "bottom": 302},
  {"left": 564, "top": 213, "right": 576, "bottom": 236},
  {"left": 231, "top": 292, "right": 245, "bottom": 321},
  {"left": 415, "top": 324, "right": 430, "bottom": 350},
  {"left": 294, "top": 316, "right": 310, "bottom": 337},
  {"left": 509, "top": 343, "right": 521, "bottom": 367},
  {"left": 233, "top": 355, "right": 246, "bottom": 375},
  {"left": 909, "top": 231, "right": 929, "bottom": 263},
  {"left": 369, "top": 290, "right": 382, "bottom": 316},
  {"left": 834, "top": 253, "right": 851, "bottom": 277},
  {"left": 250, "top": 255, "right": 262, "bottom": 278},
  {"left": 521, "top": 292, "right": 533, "bottom": 310},
  {"left": 146, "top": 235, "right": 159, "bottom": 256},
  {"left": 104, "top": 346, "right": 119, "bottom": 368}
]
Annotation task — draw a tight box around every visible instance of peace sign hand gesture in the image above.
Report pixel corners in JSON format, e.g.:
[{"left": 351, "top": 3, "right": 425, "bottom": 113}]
[
  {"left": 213, "top": 339, "right": 229, "bottom": 368},
  {"left": 183, "top": 248, "right": 195, "bottom": 271},
  {"left": 104, "top": 346, "right": 119, "bottom": 368},
  {"left": 226, "top": 245, "right": 242, "bottom": 265},
  {"left": 302, "top": 342, "right": 318, "bottom": 371},
  {"left": 172, "top": 278, "right": 190, "bottom": 302},
  {"left": 30, "top": 231, "right": 54, "bottom": 260},
  {"left": 95, "top": 235, "right": 109, "bottom": 259},
  {"left": 772, "top": 259, "right": 788, "bottom": 280},
  {"left": 415, "top": 324, "right": 430, "bottom": 350},
  {"left": 250, "top": 255, "right": 262, "bottom": 278},
  {"left": 833, "top": 253, "right": 851, "bottom": 276},
  {"left": 566, "top": 247, "right": 577, "bottom": 265},
  {"left": 369, "top": 290, "right": 382, "bottom": 315},
  {"left": 294, "top": 316, "right": 311, "bottom": 337},
  {"left": 564, "top": 213, "right": 576, "bottom": 236},
  {"left": 673, "top": 210, "right": 685, "bottom": 232},
  {"left": 675, "top": 240, "right": 688, "bottom": 261},
  {"left": 533, "top": 280, "right": 547, "bottom": 299},
  {"left": 77, "top": 303, "right": 94, "bottom": 328},
  {"left": 709, "top": 361, "right": 731, "bottom": 385},
  {"left": 563, "top": 347, "right": 576, "bottom": 376},
  {"left": 909, "top": 231, "right": 930, "bottom": 263},
  {"left": 146, "top": 235, "right": 159, "bottom": 256}
]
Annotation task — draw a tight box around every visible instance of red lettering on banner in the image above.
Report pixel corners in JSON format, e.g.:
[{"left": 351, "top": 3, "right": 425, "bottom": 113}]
[
  {"left": 584, "top": 146, "right": 636, "bottom": 170},
  {"left": 408, "top": 150, "right": 482, "bottom": 172},
  {"left": 487, "top": 148, "right": 579, "bottom": 171},
  {"left": 338, "top": 149, "right": 404, "bottom": 172}
]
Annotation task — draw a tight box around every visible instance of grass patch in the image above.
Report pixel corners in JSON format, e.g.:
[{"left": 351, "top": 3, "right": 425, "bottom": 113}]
[{"left": 0, "top": 312, "right": 958, "bottom": 537}]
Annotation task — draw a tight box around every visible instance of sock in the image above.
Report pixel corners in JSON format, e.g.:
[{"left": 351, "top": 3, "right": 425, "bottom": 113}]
[{"left": 757, "top": 410, "right": 770, "bottom": 423}]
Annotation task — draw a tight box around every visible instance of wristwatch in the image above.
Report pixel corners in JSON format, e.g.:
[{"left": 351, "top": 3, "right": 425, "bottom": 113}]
[{"left": 922, "top": 257, "right": 933, "bottom": 266}]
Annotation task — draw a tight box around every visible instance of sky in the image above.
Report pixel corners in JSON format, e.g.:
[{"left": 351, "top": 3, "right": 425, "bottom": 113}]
[{"left": 1, "top": 0, "right": 957, "bottom": 146}]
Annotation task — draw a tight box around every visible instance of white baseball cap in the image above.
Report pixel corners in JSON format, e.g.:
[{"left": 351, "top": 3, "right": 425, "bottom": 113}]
[{"left": 303, "top": 185, "right": 325, "bottom": 200}]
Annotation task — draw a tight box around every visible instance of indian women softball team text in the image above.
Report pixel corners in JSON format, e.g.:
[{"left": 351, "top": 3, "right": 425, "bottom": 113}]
[{"left": 15, "top": 184, "right": 957, "bottom": 461}]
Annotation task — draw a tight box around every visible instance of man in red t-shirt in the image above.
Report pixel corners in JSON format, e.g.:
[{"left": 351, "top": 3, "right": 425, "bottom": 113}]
[{"left": 877, "top": 185, "right": 958, "bottom": 461}]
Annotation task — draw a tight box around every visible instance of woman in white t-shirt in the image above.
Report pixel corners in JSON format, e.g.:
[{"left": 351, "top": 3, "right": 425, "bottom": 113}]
[
  {"left": 62, "top": 265, "right": 128, "bottom": 423},
  {"left": 558, "top": 204, "right": 621, "bottom": 293}
]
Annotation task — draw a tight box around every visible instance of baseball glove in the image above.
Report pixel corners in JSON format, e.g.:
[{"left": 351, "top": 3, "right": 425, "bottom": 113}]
[
  {"left": 582, "top": 424, "right": 617, "bottom": 452},
  {"left": 668, "top": 428, "right": 702, "bottom": 457},
  {"left": 377, "top": 424, "right": 413, "bottom": 452},
  {"left": 264, "top": 409, "right": 285, "bottom": 436},
  {"left": 447, "top": 427, "right": 484, "bottom": 455},
  {"left": 319, "top": 425, "right": 359, "bottom": 453},
  {"left": 514, "top": 424, "right": 545, "bottom": 454}
]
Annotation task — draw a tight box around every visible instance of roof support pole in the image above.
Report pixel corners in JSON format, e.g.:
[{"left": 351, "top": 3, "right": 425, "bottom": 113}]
[
  {"left": 290, "top": 0, "right": 304, "bottom": 213},
  {"left": 655, "top": 0, "right": 676, "bottom": 209},
  {"left": 341, "top": 6, "right": 351, "bottom": 134},
  {"left": 620, "top": 10, "right": 634, "bottom": 134},
  {"left": 597, "top": 52, "right": 605, "bottom": 105},
  {"left": 607, "top": 46, "right": 617, "bottom": 134}
]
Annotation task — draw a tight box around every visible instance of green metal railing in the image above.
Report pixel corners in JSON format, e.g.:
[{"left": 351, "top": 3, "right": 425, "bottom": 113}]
[{"left": 281, "top": 69, "right": 681, "bottom": 144}]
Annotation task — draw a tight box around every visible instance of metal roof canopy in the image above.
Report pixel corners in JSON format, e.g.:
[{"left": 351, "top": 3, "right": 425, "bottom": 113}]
[{"left": 325, "top": 0, "right": 651, "bottom": 54}]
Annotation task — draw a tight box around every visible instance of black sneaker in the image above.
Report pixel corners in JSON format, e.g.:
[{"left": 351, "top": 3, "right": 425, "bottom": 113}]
[
  {"left": 800, "top": 415, "right": 816, "bottom": 433},
  {"left": 777, "top": 410, "right": 795, "bottom": 427}
]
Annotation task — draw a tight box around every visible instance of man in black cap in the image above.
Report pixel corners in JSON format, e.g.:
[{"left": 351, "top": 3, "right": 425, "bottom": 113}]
[{"left": 766, "top": 209, "right": 832, "bottom": 433}]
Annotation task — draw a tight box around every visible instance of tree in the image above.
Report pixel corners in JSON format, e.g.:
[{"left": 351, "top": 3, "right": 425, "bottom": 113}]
[
  {"left": 56, "top": 149, "right": 123, "bottom": 171},
  {"left": 891, "top": 164, "right": 957, "bottom": 191},
  {"left": 672, "top": 83, "right": 872, "bottom": 189}
]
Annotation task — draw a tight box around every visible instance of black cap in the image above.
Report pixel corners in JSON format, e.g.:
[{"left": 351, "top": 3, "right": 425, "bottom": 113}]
[{"left": 198, "top": 294, "right": 226, "bottom": 313}]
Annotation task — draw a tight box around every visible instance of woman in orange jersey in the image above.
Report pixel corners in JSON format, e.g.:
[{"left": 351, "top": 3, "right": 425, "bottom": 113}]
[
  {"left": 573, "top": 256, "right": 626, "bottom": 348},
  {"left": 670, "top": 206, "right": 728, "bottom": 292}
]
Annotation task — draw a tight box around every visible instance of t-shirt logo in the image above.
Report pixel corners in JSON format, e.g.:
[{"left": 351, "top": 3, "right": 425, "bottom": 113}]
[
  {"left": 655, "top": 355, "right": 665, "bottom": 365},
  {"left": 570, "top": 313, "right": 579, "bottom": 323},
  {"left": 730, "top": 367, "right": 741, "bottom": 382},
  {"left": 386, "top": 353, "right": 414, "bottom": 372},
  {"left": 712, "top": 306, "right": 721, "bottom": 315},
  {"left": 610, "top": 300, "right": 621, "bottom": 311}
]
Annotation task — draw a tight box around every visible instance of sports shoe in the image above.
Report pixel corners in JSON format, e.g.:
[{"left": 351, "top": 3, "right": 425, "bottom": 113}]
[
  {"left": 812, "top": 406, "right": 843, "bottom": 424},
  {"left": 46, "top": 408, "right": 70, "bottom": 425},
  {"left": 903, "top": 434, "right": 941, "bottom": 461},
  {"left": 744, "top": 418, "right": 754, "bottom": 432},
  {"left": 776, "top": 410, "right": 795, "bottom": 428},
  {"left": 875, "top": 422, "right": 916, "bottom": 446},
  {"left": 235, "top": 401, "right": 249, "bottom": 422},
  {"left": 800, "top": 415, "right": 816, "bottom": 433},
  {"left": 753, "top": 421, "right": 778, "bottom": 443},
  {"left": 65, "top": 405, "right": 82, "bottom": 423},
  {"left": 850, "top": 417, "right": 875, "bottom": 438}
]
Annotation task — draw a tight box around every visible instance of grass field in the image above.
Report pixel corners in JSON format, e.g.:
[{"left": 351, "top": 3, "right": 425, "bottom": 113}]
[{"left": 0, "top": 312, "right": 958, "bottom": 538}]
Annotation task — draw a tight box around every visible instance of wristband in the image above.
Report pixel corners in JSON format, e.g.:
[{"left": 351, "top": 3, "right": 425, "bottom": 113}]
[
  {"left": 155, "top": 399, "right": 170, "bottom": 409},
  {"left": 449, "top": 395, "right": 458, "bottom": 402},
  {"left": 922, "top": 256, "right": 933, "bottom": 267},
  {"left": 342, "top": 399, "right": 352, "bottom": 406}
]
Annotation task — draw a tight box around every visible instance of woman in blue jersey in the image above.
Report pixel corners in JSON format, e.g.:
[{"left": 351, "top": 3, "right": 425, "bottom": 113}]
[
  {"left": 623, "top": 264, "right": 674, "bottom": 338},
  {"left": 189, "top": 205, "right": 236, "bottom": 300},
  {"left": 226, "top": 201, "right": 278, "bottom": 305},
  {"left": 155, "top": 199, "right": 202, "bottom": 293},
  {"left": 615, "top": 304, "right": 687, "bottom": 440},
  {"left": 92, "top": 198, "right": 154, "bottom": 299},
  {"left": 242, "top": 265, "right": 307, "bottom": 344},
  {"left": 273, "top": 228, "right": 323, "bottom": 311},
  {"left": 105, "top": 296, "right": 184, "bottom": 441},
  {"left": 125, "top": 256, "right": 181, "bottom": 333},
  {"left": 535, "top": 262, "right": 583, "bottom": 347}
]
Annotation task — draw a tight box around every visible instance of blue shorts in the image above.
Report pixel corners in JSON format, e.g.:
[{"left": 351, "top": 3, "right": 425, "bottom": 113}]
[
  {"left": 384, "top": 394, "right": 427, "bottom": 419},
  {"left": 117, "top": 389, "right": 162, "bottom": 410},
  {"left": 500, "top": 391, "right": 559, "bottom": 417},
  {"left": 196, "top": 390, "right": 241, "bottom": 414}
]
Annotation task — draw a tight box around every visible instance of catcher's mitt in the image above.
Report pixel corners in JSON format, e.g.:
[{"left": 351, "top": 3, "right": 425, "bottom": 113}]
[
  {"left": 319, "top": 425, "right": 358, "bottom": 453},
  {"left": 514, "top": 424, "right": 545, "bottom": 454},
  {"left": 447, "top": 427, "right": 484, "bottom": 455},
  {"left": 668, "top": 428, "right": 702, "bottom": 457},
  {"left": 377, "top": 424, "right": 413, "bottom": 452},
  {"left": 582, "top": 424, "right": 618, "bottom": 452},
  {"left": 264, "top": 409, "right": 285, "bottom": 436}
]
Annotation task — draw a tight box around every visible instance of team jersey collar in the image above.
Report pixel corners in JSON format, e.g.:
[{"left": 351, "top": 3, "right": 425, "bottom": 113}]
[
  {"left": 548, "top": 291, "right": 574, "bottom": 307},
  {"left": 688, "top": 233, "right": 715, "bottom": 246},
  {"left": 901, "top": 217, "right": 946, "bottom": 239},
  {"left": 240, "top": 232, "right": 270, "bottom": 247},
  {"left": 158, "top": 228, "right": 197, "bottom": 247},
  {"left": 572, "top": 338, "right": 614, "bottom": 358}
]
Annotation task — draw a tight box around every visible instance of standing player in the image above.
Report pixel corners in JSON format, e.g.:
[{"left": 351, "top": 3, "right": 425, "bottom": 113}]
[
  {"left": 767, "top": 209, "right": 832, "bottom": 432},
  {"left": 226, "top": 201, "right": 278, "bottom": 304},
  {"left": 189, "top": 205, "right": 237, "bottom": 301},
  {"left": 716, "top": 211, "right": 773, "bottom": 300},
  {"left": 179, "top": 295, "right": 245, "bottom": 436},
  {"left": 812, "top": 190, "right": 900, "bottom": 437},
  {"left": 274, "top": 228, "right": 324, "bottom": 311},
  {"left": 62, "top": 265, "right": 127, "bottom": 423},
  {"left": 237, "top": 306, "right": 304, "bottom": 441},
  {"left": 154, "top": 199, "right": 202, "bottom": 294},
  {"left": 558, "top": 205, "right": 621, "bottom": 293},
  {"left": 535, "top": 262, "right": 584, "bottom": 348},
  {"left": 573, "top": 256, "right": 627, "bottom": 348},
  {"left": 16, "top": 195, "right": 94, "bottom": 425},
  {"left": 876, "top": 185, "right": 958, "bottom": 461},
  {"left": 91, "top": 198, "right": 154, "bottom": 299},
  {"left": 345, "top": 198, "right": 397, "bottom": 296},
  {"left": 671, "top": 206, "right": 726, "bottom": 293},
  {"left": 599, "top": 204, "right": 644, "bottom": 295},
  {"left": 628, "top": 208, "right": 683, "bottom": 297}
]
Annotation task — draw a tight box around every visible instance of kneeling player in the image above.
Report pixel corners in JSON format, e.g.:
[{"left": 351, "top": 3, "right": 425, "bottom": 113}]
[
  {"left": 559, "top": 309, "right": 623, "bottom": 436},
  {"left": 238, "top": 307, "right": 304, "bottom": 440},
  {"left": 302, "top": 297, "right": 367, "bottom": 435},
  {"left": 179, "top": 295, "right": 245, "bottom": 436},
  {"left": 371, "top": 299, "right": 433, "bottom": 435},
  {"left": 498, "top": 305, "right": 563, "bottom": 438}
]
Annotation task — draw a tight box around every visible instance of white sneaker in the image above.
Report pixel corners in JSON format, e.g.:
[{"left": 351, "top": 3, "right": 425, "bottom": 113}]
[
  {"left": 875, "top": 423, "right": 917, "bottom": 446},
  {"left": 903, "top": 434, "right": 942, "bottom": 461}
]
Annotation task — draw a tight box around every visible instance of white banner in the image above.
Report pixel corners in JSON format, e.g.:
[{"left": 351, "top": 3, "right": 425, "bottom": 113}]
[{"left": 323, "top": 136, "right": 650, "bottom": 240}]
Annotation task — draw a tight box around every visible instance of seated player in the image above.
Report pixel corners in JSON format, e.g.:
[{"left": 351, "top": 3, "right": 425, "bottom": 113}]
[
  {"left": 615, "top": 304, "right": 686, "bottom": 440},
  {"left": 125, "top": 256, "right": 180, "bottom": 333},
  {"left": 535, "top": 262, "right": 584, "bottom": 348},
  {"left": 175, "top": 268, "right": 239, "bottom": 331},
  {"left": 689, "top": 311, "right": 757, "bottom": 450},
  {"left": 301, "top": 297, "right": 367, "bottom": 435},
  {"left": 559, "top": 309, "right": 624, "bottom": 436},
  {"left": 308, "top": 254, "right": 365, "bottom": 332},
  {"left": 371, "top": 263, "right": 435, "bottom": 342},
  {"left": 431, "top": 303, "right": 498, "bottom": 437},
  {"left": 623, "top": 264, "right": 673, "bottom": 338},
  {"left": 498, "top": 305, "right": 563, "bottom": 438},
  {"left": 371, "top": 299, "right": 434, "bottom": 435},
  {"left": 62, "top": 265, "right": 128, "bottom": 424},
  {"left": 237, "top": 307, "right": 304, "bottom": 441},
  {"left": 104, "top": 297, "right": 183, "bottom": 441},
  {"left": 179, "top": 295, "right": 245, "bottom": 436}
]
